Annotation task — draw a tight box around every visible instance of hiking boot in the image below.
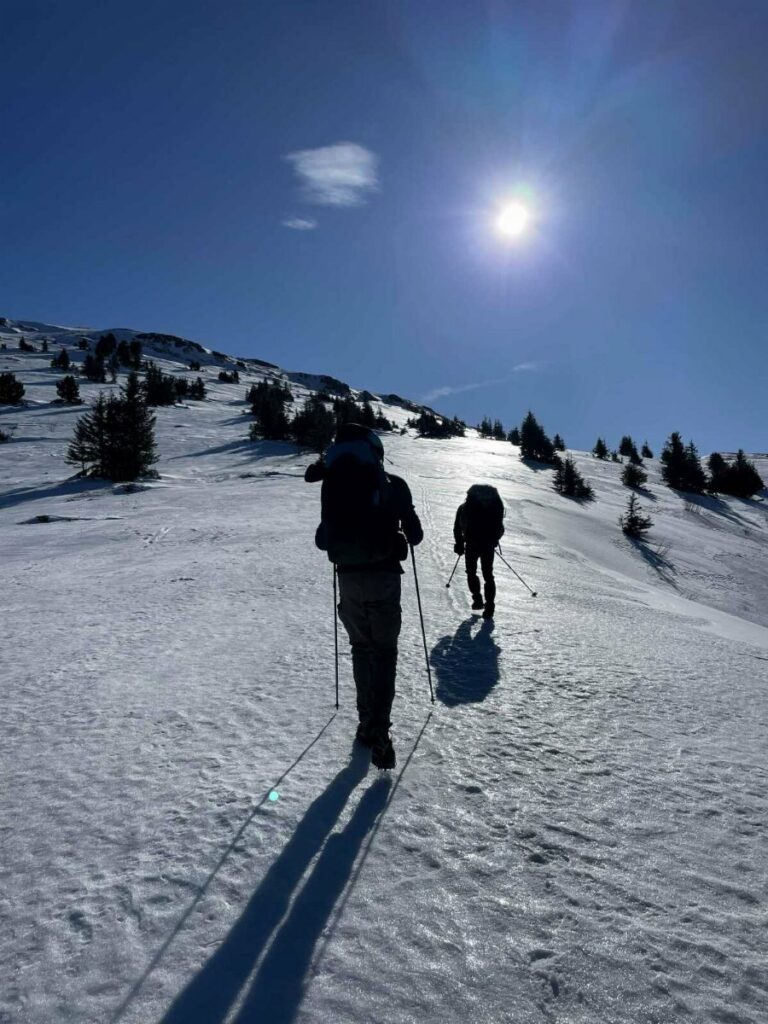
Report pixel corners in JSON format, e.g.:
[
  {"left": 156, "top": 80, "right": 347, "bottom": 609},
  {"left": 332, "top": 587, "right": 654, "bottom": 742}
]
[
  {"left": 371, "top": 738, "right": 396, "bottom": 770},
  {"left": 482, "top": 603, "right": 495, "bottom": 620},
  {"left": 355, "top": 722, "right": 374, "bottom": 748},
  {"left": 471, "top": 594, "right": 484, "bottom": 611}
]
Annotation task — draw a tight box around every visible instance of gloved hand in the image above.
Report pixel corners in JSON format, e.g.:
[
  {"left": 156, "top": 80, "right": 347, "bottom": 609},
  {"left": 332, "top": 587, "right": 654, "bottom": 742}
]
[{"left": 454, "top": 542, "right": 464, "bottom": 555}]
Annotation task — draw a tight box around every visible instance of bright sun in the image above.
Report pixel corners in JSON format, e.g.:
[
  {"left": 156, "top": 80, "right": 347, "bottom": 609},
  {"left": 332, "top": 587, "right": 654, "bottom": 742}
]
[{"left": 496, "top": 201, "right": 531, "bottom": 239}]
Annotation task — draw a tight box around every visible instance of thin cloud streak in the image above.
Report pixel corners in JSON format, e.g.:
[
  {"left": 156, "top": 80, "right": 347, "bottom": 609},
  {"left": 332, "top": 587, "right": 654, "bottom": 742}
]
[
  {"left": 282, "top": 217, "right": 318, "bottom": 230},
  {"left": 422, "top": 363, "right": 540, "bottom": 404},
  {"left": 285, "top": 142, "right": 379, "bottom": 207}
]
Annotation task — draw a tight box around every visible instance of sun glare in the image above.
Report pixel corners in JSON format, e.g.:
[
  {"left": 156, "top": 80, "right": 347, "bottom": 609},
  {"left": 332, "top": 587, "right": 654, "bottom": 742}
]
[{"left": 496, "top": 201, "right": 531, "bottom": 239}]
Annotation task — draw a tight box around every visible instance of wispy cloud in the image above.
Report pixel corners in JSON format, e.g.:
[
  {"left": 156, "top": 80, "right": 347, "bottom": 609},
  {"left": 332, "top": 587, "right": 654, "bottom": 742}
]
[
  {"left": 282, "top": 217, "right": 318, "bottom": 231},
  {"left": 422, "top": 363, "right": 540, "bottom": 404},
  {"left": 285, "top": 142, "right": 379, "bottom": 207}
]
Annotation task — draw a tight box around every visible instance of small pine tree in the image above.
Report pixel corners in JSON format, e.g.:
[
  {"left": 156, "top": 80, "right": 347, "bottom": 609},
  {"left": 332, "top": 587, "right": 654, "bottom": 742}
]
[
  {"left": 51, "top": 348, "right": 71, "bottom": 371},
  {"left": 709, "top": 450, "right": 764, "bottom": 498},
  {"left": 66, "top": 375, "right": 157, "bottom": 480},
  {"left": 641, "top": 441, "right": 653, "bottom": 459},
  {"left": 592, "top": 437, "right": 609, "bottom": 459},
  {"left": 553, "top": 433, "right": 566, "bottom": 451},
  {"left": 189, "top": 377, "right": 206, "bottom": 400},
  {"left": 19, "top": 337, "right": 35, "bottom": 352},
  {"left": 77, "top": 338, "right": 90, "bottom": 350},
  {"left": 553, "top": 456, "right": 594, "bottom": 499},
  {"left": 508, "top": 426, "right": 521, "bottom": 446},
  {"left": 41, "top": 339, "right": 49, "bottom": 352},
  {"left": 492, "top": 419, "right": 506, "bottom": 441},
  {"left": 143, "top": 362, "right": 178, "bottom": 405},
  {"left": 56, "top": 376, "right": 81, "bottom": 404},
  {"left": 660, "top": 432, "right": 706, "bottom": 492},
  {"left": 291, "top": 395, "right": 336, "bottom": 451},
  {"left": 189, "top": 360, "right": 202, "bottom": 372},
  {"left": 519, "top": 411, "right": 556, "bottom": 463},
  {"left": 408, "top": 411, "right": 464, "bottom": 438},
  {"left": 95, "top": 333, "right": 117, "bottom": 359},
  {"left": 619, "top": 435, "right": 639, "bottom": 460},
  {"left": 128, "top": 340, "right": 143, "bottom": 369},
  {"left": 622, "top": 461, "right": 648, "bottom": 488},
  {"left": 0, "top": 372, "right": 25, "bottom": 404},
  {"left": 611, "top": 450, "right": 621, "bottom": 463},
  {"left": 478, "top": 416, "right": 494, "bottom": 438},
  {"left": 620, "top": 493, "right": 653, "bottom": 538},
  {"left": 82, "top": 353, "right": 106, "bottom": 382},
  {"left": 248, "top": 380, "right": 292, "bottom": 439}
]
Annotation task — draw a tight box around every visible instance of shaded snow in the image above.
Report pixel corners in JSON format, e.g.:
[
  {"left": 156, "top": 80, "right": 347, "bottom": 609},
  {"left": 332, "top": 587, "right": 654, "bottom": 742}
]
[{"left": 1, "top": 328, "right": 767, "bottom": 1024}]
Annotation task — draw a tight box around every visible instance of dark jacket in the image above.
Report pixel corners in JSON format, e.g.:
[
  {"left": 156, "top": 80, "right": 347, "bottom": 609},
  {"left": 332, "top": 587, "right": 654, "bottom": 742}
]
[{"left": 306, "top": 460, "right": 423, "bottom": 572}]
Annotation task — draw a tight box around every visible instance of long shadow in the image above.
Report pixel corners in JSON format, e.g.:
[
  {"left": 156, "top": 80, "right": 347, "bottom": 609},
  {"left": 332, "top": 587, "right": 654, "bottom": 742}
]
[
  {"left": 431, "top": 618, "right": 501, "bottom": 707},
  {"left": 158, "top": 744, "right": 371, "bottom": 1024},
  {"left": 112, "top": 715, "right": 337, "bottom": 1023},
  {"left": 628, "top": 537, "right": 677, "bottom": 587},
  {"left": 231, "top": 776, "right": 391, "bottom": 1024},
  {"left": 683, "top": 492, "right": 752, "bottom": 530},
  {"left": 0, "top": 476, "right": 111, "bottom": 511}
]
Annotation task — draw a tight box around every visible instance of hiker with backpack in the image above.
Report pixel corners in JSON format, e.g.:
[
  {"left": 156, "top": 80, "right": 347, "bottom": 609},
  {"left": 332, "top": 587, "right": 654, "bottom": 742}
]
[
  {"left": 306, "top": 423, "right": 423, "bottom": 769},
  {"left": 453, "top": 484, "right": 505, "bottom": 620}
]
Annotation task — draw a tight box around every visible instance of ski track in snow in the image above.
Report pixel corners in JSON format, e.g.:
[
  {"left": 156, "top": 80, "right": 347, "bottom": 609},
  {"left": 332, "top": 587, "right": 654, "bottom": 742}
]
[{"left": 1, "top": 336, "right": 768, "bottom": 1024}]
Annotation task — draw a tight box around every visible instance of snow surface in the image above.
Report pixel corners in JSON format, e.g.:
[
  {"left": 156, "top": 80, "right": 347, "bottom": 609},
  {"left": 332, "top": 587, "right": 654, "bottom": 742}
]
[{"left": 2, "top": 328, "right": 767, "bottom": 1024}]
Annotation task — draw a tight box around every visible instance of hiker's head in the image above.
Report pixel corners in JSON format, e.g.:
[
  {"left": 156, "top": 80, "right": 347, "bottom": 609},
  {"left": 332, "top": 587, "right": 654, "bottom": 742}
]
[{"left": 335, "top": 422, "right": 384, "bottom": 462}]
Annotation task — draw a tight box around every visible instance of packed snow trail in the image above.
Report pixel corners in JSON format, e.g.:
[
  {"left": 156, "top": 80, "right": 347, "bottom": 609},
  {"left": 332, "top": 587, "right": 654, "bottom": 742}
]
[{"left": 2, "top": 340, "right": 768, "bottom": 1023}]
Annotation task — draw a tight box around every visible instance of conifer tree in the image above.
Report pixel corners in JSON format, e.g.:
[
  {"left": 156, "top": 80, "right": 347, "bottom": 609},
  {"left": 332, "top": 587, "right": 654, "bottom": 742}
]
[
  {"left": 291, "top": 395, "right": 336, "bottom": 451},
  {"left": 478, "top": 416, "right": 493, "bottom": 438},
  {"left": 51, "top": 348, "right": 71, "bottom": 371},
  {"left": 143, "top": 362, "right": 178, "bottom": 406},
  {"left": 622, "top": 461, "right": 648, "bottom": 488},
  {"left": 66, "top": 376, "right": 157, "bottom": 480},
  {"left": 661, "top": 432, "right": 706, "bottom": 493},
  {"left": 41, "top": 339, "right": 49, "bottom": 352},
  {"left": 553, "top": 456, "right": 594, "bottom": 498},
  {"left": 56, "top": 376, "right": 81, "bottom": 404},
  {"left": 82, "top": 353, "right": 106, "bottom": 382},
  {"left": 95, "top": 333, "right": 117, "bottom": 359},
  {"left": 592, "top": 437, "right": 608, "bottom": 459},
  {"left": 553, "top": 433, "right": 566, "bottom": 451},
  {"left": 620, "top": 493, "right": 653, "bottom": 538},
  {"left": 508, "top": 426, "right": 521, "bottom": 445},
  {"left": 708, "top": 450, "right": 764, "bottom": 498},
  {"left": 619, "top": 435, "right": 638, "bottom": 459},
  {"left": 0, "top": 372, "right": 25, "bottom": 404},
  {"left": 519, "top": 411, "right": 556, "bottom": 463},
  {"left": 18, "top": 337, "right": 35, "bottom": 352},
  {"left": 611, "top": 450, "right": 621, "bottom": 462},
  {"left": 248, "top": 379, "right": 292, "bottom": 440},
  {"left": 492, "top": 419, "right": 506, "bottom": 440},
  {"left": 641, "top": 441, "right": 654, "bottom": 459},
  {"left": 189, "top": 377, "right": 206, "bottom": 400}
]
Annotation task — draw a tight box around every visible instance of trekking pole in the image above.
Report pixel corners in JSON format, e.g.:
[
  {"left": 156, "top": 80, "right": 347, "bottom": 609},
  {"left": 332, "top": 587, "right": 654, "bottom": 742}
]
[
  {"left": 496, "top": 544, "right": 537, "bottom": 597},
  {"left": 445, "top": 554, "right": 461, "bottom": 588},
  {"left": 409, "top": 544, "right": 435, "bottom": 703},
  {"left": 332, "top": 565, "right": 340, "bottom": 708}
]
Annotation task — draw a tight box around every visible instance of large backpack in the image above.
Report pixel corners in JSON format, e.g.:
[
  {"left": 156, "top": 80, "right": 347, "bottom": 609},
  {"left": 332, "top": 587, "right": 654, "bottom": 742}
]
[
  {"left": 461, "top": 484, "right": 505, "bottom": 545},
  {"left": 317, "top": 439, "right": 399, "bottom": 565}
]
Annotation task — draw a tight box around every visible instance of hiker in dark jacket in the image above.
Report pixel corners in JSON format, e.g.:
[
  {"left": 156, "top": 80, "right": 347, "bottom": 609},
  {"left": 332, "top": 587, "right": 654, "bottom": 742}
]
[
  {"left": 453, "top": 485, "right": 504, "bottom": 620},
  {"left": 306, "top": 423, "right": 423, "bottom": 769}
]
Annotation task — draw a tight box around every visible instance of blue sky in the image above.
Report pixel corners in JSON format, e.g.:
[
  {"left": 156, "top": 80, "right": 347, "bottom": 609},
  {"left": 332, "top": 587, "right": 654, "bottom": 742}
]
[{"left": 2, "top": 0, "right": 767, "bottom": 452}]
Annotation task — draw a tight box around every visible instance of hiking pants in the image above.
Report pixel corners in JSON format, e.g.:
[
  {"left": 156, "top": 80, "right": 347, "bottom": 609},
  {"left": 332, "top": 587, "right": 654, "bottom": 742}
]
[
  {"left": 337, "top": 572, "right": 401, "bottom": 741},
  {"left": 465, "top": 544, "right": 496, "bottom": 605}
]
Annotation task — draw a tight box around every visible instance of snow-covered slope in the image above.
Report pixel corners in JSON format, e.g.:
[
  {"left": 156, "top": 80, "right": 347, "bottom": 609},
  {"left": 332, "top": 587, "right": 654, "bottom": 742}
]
[{"left": 1, "top": 323, "right": 767, "bottom": 1024}]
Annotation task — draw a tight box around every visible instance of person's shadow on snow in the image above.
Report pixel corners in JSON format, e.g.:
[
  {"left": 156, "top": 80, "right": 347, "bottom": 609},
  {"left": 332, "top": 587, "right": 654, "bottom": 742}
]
[
  {"left": 431, "top": 617, "right": 501, "bottom": 707},
  {"left": 159, "top": 744, "right": 390, "bottom": 1024}
]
